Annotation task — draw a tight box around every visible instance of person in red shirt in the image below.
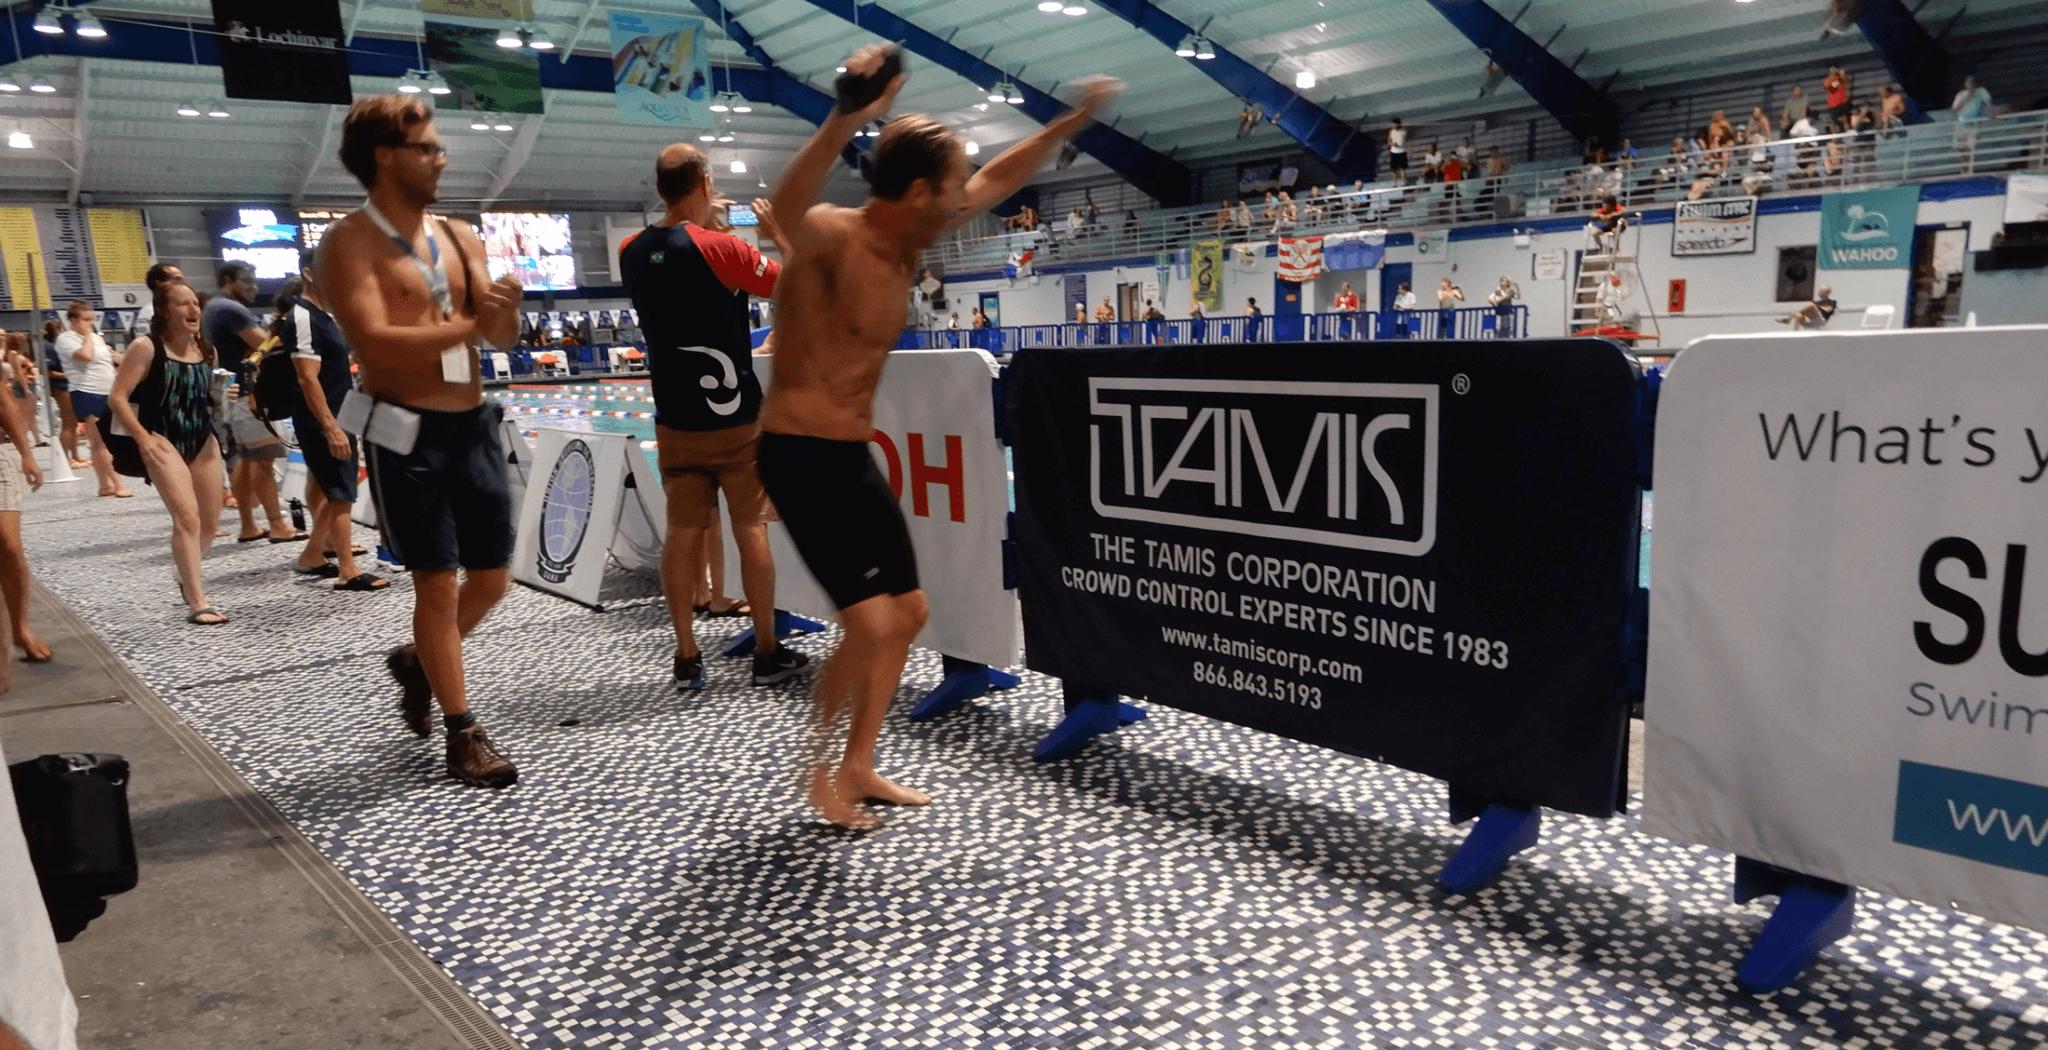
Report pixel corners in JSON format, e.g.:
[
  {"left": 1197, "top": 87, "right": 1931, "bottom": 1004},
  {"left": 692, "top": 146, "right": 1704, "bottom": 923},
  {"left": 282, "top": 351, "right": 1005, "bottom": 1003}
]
[
  {"left": 1822, "top": 65, "right": 1851, "bottom": 128},
  {"left": 1333, "top": 282, "right": 1359, "bottom": 312},
  {"left": 620, "top": 143, "right": 807, "bottom": 692}
]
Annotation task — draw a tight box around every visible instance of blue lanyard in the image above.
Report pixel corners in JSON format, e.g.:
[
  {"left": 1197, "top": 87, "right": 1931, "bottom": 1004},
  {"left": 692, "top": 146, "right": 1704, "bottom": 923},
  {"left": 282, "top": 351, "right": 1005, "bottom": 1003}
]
[{"left": 360, "top": 200, "right": 453, "bottom": 316}]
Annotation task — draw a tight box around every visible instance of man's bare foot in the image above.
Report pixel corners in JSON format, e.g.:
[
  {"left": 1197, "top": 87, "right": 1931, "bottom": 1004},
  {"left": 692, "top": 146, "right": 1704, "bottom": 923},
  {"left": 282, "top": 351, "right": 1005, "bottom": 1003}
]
[
  {"left": 838, "top": 767, "right": 930, "bottom": 807},
  {"left": 16, "top": 632, "right": 50, "bottom": 662},
  {"left": 807, "top": 763, "right": 881, "bottom": 829}
]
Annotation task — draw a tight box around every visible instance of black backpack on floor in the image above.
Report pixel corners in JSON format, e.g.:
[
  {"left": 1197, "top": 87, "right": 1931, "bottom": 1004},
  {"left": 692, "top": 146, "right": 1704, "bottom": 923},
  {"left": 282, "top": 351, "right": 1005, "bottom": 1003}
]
[{"left": 10, "top": 753, "right": 138, "bottom": 941}]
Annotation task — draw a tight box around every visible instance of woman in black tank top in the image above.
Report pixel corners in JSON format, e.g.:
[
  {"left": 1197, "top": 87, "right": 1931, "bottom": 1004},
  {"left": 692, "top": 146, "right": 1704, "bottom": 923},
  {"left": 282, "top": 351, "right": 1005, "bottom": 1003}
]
[{"left": 108, "top": 283, "right": 230, "bottom": 625}]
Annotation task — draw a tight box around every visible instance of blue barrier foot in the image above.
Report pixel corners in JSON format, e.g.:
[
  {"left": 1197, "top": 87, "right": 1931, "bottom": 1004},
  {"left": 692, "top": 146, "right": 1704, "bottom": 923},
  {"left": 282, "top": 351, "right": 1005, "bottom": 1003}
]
[
  {"left": 1438, "top": 789, "right": 1542, "bottom": 894},
  {"left": 909, "top": 656, "right": 1022, "bottom": 721},
  {"left": 718, "top": 609, "right": 829, "bottom": 658},
  {"left": 1033, "top": 686, "right": 1124, "bottom": 763},
  {"left": 1117, "top": 701, "right": 1148, "bottom": 726},
  {"left": 1731, "top": 856, "right": 1856, "bottom": 993}
]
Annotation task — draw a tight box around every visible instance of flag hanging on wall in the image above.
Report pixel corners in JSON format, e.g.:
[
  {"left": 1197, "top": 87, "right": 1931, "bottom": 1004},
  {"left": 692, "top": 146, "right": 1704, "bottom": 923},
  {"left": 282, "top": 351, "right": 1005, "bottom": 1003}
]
[
  {"left": 1278, "top": 237, "right": 1325, "bottom": 282},
  {"left": 211, "top": 0, "right": 352, "bottom": 104},
  {"left": 609, "top": 11, "right": 714, "bottom": 128},
  {"left": 1322, "top": 230, "right": 1386, "bottom": 272},
  {"left": 1192, "top": 240, "right": 1223, "bottom": 313}
]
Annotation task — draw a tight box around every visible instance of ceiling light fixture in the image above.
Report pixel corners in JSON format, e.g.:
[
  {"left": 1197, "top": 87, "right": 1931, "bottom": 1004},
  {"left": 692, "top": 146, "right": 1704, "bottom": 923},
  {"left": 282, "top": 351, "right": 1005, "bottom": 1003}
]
[
  {"left": 731, "top": 97, "right": 751, "bottom": 114},
  {"left": 7, "top": 131, "right": 32, "bottom": 149},
  {"left": 1194, "top": 38, "right": 1216, "bottom": 60},
  {"left": 1062, "top": 4, "right": 1086, "bottom": 14},
  {"left": 73, "top": 11, "right": 106, "bottom": 38},
  {"left": 471, "top": 119, "right": 491, "bottom": 130},
  {"left": 396, "top": 70, "right": 423, "bottom": 94},
  {"left": 699, "top": 131, "right": 717, "bottom": 142},
  {"left": 1174, "top": 34, "right": 1197, "bottom": 58},
  {"left": 32, "top": 9, "right": 61, "bottom": 34},
  {"left": 1037, "top": 0, "right": 1063, "bottom": 10},
  {"left": 964, "top": 140, "right": 980, "bottom": 156},
  {"left": 709, "top": 95, "right": 730, "bottom": 113},
  {"left": 176, "top": 99, "right": 201, "bottom": 116},
  {"left": 1006, "top": 84, "right": 1025, "bottom": 104},
  {"left": 0, "top": 77, "right": 19, "bottom": 94},
  {"left": 730, "top": 159, "right": 746, "bottom": 173},
  {"left": 206, "top": 100, "right": 230, "bottom": 118},
  {"left": 526, "top": 26, "right": 555, "bottom": 50},
  {"left": 493, "top": 121, "right": 514, "bottom": 131},
  {"left": 423, "top": 70, "right": 452, "bottom": 95},
  {"left": 27, "top": 77, "right": 54, "bottom": 94},
  {"left": 1295, "top": 69, "right": 1315, "bottom": 89},
  {"left": 496, "top": 24, "right": 524, "bottom": 48},
  {"left": 986, "top": 84, "right": 1006, "bottom": 103}
]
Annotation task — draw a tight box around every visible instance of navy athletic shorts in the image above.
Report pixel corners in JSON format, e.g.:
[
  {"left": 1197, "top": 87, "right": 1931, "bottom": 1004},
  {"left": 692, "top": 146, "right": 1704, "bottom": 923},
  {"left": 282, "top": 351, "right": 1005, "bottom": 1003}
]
[
  {"left": 291, "top": 411, "right": 360, "bottom": 503},
  {"left": 756, "top": 431, "right": 919, "bottom": 610},
  {"left": 364, "top": 401, "right": 512, "bottom": 572}
]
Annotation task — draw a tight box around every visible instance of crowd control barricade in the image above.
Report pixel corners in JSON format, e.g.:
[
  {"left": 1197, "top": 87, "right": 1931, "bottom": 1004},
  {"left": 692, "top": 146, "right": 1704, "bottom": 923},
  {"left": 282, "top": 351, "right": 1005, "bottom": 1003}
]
[
  {"left": 721, "top": 349, "right": 1021, "bottom": 693},
  {"left": 509, "top": 428, "right": 667, "bottom": 610},
  {"left": 994, "top": 339, "right": 1651, "bottom": 892},
  {"left": 1645, "top": 326, "right": 2048, "bottom": 991}
]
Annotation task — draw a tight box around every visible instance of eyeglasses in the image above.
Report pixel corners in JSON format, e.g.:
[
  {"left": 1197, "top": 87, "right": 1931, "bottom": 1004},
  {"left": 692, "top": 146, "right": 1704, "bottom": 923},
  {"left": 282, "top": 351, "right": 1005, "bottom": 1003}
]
[{"left": 388, "top": 142, "right": 449, "bottom": 159}]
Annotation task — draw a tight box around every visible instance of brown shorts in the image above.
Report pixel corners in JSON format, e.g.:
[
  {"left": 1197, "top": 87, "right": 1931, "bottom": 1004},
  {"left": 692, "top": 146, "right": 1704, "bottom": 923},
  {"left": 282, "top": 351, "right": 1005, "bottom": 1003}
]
[{"left": 656, "top": 422, "right": 776, "bottom": 530}]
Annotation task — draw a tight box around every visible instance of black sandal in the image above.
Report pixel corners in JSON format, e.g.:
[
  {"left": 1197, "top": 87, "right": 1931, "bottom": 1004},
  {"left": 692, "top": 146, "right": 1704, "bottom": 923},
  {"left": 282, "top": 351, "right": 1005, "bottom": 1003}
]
[
  {"left": 187, "top": 607, "right": 227, "bottom": 625},
  {"left": 294, "top": 563, "right": 342, "bottom": 578},
  {"left": 334, "top": 573, "right": 389, "bottom": 592},
  {"left": 704, "top": 600, "right": 752, "bottom": 618}
]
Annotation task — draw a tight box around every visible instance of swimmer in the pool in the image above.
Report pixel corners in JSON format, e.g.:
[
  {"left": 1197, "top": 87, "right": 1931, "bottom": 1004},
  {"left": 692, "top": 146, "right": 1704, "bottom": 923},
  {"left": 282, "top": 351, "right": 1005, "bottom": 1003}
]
[{"left": 757, "top": 44, "right": 1120, "bottom": 827}]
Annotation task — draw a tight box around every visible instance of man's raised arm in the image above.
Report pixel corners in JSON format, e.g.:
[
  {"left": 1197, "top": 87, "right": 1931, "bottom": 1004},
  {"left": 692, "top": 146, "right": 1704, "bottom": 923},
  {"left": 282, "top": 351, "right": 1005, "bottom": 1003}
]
[
  {"left": 770, "top": 45, "right": 905, "bottom": 244},
  {"left": 949, "top": 76, "right": 1122, "bottom": 234}
]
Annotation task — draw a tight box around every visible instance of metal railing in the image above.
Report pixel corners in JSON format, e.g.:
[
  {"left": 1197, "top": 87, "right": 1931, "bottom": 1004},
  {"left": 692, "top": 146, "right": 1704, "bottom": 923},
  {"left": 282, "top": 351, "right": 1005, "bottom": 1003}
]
[
  {"left": 894, "top": 306, "right": 1531, "bottom": 353},
  {"left": 921, "top": 111, "right": 2048, "bottom": 273}
]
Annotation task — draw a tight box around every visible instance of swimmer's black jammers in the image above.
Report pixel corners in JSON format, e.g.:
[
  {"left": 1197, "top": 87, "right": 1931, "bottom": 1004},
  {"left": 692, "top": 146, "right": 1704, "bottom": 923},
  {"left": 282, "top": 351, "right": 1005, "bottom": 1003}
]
[{"left": 835, "top": 46, "right": 904, "bottom": 115}]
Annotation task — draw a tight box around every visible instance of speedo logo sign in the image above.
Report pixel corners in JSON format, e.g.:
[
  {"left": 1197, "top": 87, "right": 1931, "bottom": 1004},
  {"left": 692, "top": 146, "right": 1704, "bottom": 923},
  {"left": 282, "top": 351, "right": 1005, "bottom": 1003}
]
[{"left": 1088, "top": 378, "right": 1438, "bottom": 555}]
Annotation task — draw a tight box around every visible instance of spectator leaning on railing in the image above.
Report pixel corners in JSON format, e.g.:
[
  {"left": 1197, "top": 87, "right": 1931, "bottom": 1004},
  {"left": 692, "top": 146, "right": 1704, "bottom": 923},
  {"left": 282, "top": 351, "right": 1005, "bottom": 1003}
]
[{"left": 1952, "top": 75, "right": 1993, "bottom": 173}]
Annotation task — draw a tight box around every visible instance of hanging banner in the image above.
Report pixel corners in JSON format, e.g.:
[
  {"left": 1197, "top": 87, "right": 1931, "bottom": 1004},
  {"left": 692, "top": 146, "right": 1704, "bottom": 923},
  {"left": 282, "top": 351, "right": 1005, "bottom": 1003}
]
[
  {"left": 608, "top": 12, "right": 713, "bottom": 128},
  {"left": 1646, "top": 327, "right": 2048, "bottom": 933},
  {"left": 1819, "top": 184, "right": 1919, "bottom": 269},
  {"left": 0, "top": 208, "right": 47, "bottom": 310},
  {"left": 1009, "top": 341, "right": 1644, "bottom": 816},
  {"left": 1278, "top": 236, "right": 1325, "bottom": 282},
  {"left": 512, "top": 429, "right": 630, "bottom": 607},
  {"left": 725, "top": 350, "right": 1017, "bottom": 668},
  {"left": 211, "top": 0, "right": 352, "bottom": 105},
  {"left": 1671, "top": 196, "right": 1758, "bottom": 256},
  {"left": 425, "top": 0, "right": 545, "bottom": 116},
  {"left": 1192, "top": 239, "right": 1224, "bottom": 313},
  {"left": 1322, "top": 231, "right": 1385, "bottom": 272}
]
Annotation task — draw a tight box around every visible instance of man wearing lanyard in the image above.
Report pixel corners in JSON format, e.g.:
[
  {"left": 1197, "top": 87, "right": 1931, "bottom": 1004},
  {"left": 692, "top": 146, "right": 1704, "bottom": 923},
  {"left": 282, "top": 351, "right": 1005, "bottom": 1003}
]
[{"left": 320, "top": 95, "right": 526, "bottom": 789}]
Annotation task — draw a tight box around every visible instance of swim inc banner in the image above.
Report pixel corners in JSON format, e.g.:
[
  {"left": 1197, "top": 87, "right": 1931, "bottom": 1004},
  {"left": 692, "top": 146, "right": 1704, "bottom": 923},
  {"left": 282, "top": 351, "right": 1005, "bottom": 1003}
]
[
  {"left": 609, "top": 12, "right": 713, "bottom": 129},
  {"left": 1008, "top": 341, "right": 1644, "bottom": 816},
  {"left": 1671, "top": 196, "right": 1757, "bottom": 256},
  {"left": 1645, "top": 327, "right": 2048, "bottom": 933},
  {"left": 1819, "top": 184, "right": 1919, "bottom": 269}
]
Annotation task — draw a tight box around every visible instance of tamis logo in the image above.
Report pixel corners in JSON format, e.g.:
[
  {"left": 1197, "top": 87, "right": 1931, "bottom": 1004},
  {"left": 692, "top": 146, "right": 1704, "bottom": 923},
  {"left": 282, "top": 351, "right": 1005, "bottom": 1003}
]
[{"left": 1088, "top": 378, "right": 1438, "bottom": 554}]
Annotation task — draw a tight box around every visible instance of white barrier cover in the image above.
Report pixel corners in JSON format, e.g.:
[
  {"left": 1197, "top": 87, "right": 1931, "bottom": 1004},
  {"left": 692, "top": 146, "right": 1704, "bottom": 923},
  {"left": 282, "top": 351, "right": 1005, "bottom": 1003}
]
[
  {"left": 512, "top": 429, "right": 633, "bottom": 607},
  {"left": 1645, "top": 327, "right": 2048, "bottom": 931},
  {"left": 726, "top": 349, "right": 1018, "bottom": 668}
]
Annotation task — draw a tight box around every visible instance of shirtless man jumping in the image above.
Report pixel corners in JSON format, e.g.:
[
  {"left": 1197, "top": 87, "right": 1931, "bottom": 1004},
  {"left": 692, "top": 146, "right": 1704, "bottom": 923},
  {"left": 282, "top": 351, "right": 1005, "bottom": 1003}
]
[
  {"left": 758, "top": 45, "right": 1118, "bottom": 826},
  {"left": 321, "top": 94, "right": 525, "bottom": 788}
]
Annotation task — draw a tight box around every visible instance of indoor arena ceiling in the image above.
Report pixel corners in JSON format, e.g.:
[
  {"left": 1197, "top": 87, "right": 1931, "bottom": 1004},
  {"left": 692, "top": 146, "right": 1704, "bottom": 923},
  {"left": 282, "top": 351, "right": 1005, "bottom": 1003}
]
[{"left": 2, "top": 0, "right": 2045, "bottom": 210}]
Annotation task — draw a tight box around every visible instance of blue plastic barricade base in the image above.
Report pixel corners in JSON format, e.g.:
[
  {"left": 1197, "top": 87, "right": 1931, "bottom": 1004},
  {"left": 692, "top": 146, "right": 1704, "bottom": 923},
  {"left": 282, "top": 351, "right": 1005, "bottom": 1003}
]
[
  {"left": 1731, "top": 856, "right": 1856, "bottom": 993},
  {"left": 1033, "top": 685, "right": 1128, "bottom": 763},
  {"left": 719, "top": 609, "right": 829, "bottom": 658},
  {"left": 909, "top": 654, "right": 1023, "bottom": 721},
  {"left": 1118, "top": 701, "right": 1147, "bottom": 726},
  {"left": 1439, "top": 785, "right": 1542, "bottom": 894}
]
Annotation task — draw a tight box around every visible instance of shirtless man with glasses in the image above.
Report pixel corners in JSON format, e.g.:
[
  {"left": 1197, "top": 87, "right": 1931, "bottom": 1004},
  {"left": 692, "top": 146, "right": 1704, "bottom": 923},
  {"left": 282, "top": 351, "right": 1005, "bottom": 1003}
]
[{"left": 320, "top": 95, "right": 526, "bottom": 788}]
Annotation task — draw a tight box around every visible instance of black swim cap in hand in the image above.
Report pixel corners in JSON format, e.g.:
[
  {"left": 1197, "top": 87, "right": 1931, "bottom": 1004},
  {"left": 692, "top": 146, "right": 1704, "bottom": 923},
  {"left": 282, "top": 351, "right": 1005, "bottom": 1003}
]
[{"left": 836, "top": 46, "right": 904, "bottom": 115}]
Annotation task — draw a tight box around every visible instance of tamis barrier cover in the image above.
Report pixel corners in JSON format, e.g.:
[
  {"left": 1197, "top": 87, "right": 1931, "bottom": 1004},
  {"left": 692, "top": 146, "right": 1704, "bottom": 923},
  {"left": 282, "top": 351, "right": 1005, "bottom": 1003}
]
[{"left": 1009, "top": 341, "right": 1643, "bottom": 816}]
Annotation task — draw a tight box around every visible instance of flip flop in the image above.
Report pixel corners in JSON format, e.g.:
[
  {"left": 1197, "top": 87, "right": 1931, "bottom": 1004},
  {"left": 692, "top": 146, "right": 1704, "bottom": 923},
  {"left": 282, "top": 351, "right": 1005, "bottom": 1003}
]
[
  {"left": 267, "top": 532, "right": 311, "bottom": 544},
  {"left": 334, "top": 573, "right": 389, "bottom": 592},
  {"left": 294, "top": 562, "right": 342, "bottom": 578},
  {"left": 237, "top": 534, "right": 267, "bottom": 543},
  {"left": 187, "top": 607, "right": 227, "bottom": 625},
  {"left": 323, "top": 545, "right": 370, "bottom": 558},
  {"left": 705, "top": 600, "right": 752, "bottom": 618}
]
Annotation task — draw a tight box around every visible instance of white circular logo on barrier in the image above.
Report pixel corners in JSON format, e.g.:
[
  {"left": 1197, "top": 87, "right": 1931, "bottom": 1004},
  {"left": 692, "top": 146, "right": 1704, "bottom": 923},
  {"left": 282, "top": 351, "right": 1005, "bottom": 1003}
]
[{"left": 536, "top": 439, "right": 596, "bottom": 584}]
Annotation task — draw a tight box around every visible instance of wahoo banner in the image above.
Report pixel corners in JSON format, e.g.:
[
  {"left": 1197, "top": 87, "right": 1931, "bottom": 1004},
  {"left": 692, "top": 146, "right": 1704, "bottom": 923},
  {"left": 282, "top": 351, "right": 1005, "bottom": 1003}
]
[
  {"left": 1819, "top": 185, "right": 1919, "bottom": 270},
  {"left": 212, "top": 0, "right": 352, "bottom": 105}
]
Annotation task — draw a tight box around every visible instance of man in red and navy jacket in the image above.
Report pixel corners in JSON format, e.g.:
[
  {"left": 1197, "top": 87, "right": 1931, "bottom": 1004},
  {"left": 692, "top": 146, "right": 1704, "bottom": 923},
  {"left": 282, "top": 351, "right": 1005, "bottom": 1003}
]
[{"left": 620, "top": 143, "right": 807, "bottom": 693}]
